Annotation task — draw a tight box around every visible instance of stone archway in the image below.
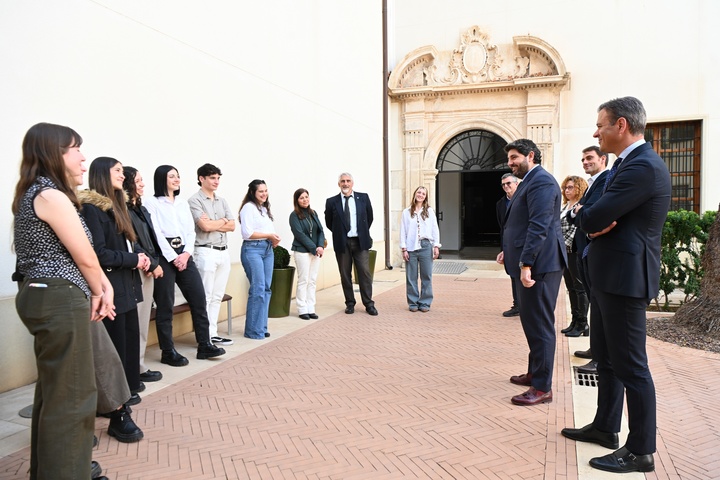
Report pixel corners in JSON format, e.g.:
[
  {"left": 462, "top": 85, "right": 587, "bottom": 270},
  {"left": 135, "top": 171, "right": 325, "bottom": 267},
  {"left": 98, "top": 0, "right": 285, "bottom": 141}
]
[{"left": 388, "top": 26, "right": 569, "bottom": 263}]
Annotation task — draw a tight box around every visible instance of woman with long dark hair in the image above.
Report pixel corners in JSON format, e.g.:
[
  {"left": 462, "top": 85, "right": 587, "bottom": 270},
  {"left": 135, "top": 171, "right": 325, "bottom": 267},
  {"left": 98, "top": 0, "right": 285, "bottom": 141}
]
[
  {"left": 13, "top": 122, "right": 114, "bottom": 478},
  {"left": 289, "top": 188, "right": 325, "bottom": 320},
  {"left": 144, "top": 165, "right": 226, "bottom": 365},
  {"left": 239, "top": 179, "right": 280, "bottom": 339},
  {"left": 122, "top": 166, "right": 164, "bottom": 383},
  {"left": 80, "top": 157, "right": 148, "bottom": 396}
]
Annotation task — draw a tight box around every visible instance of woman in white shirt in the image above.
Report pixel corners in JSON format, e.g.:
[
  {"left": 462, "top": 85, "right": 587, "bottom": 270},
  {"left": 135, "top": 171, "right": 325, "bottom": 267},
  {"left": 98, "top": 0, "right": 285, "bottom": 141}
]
[
  {"left": 144, "top": 165, "right": 226, "bottom": 365},
  {"left": 399, "top": 186, "right": 441, "bottom": 312},
  {"left": 239, "top": 179, "right": 281, "bottom": 339}
]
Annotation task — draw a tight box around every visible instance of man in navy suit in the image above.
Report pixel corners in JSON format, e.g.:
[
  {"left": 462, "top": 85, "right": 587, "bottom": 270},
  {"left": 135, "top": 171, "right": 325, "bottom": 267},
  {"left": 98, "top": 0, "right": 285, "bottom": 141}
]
[
  {"left": 325, "top": 173, "right": 377, "bottom": 315},
  {"left": 561, "top": 97, "right": 671, "bottom": 474},
  {"left": 499, "top": 139, "right": 566, "bottom": 406},
  {"left": 564, "top": 146, "right": 609, "bottom": 370}
]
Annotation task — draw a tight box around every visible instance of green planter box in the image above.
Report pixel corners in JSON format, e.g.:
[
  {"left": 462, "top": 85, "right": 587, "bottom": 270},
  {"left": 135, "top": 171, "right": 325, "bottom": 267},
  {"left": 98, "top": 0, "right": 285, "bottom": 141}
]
[
  {"left": 353, "top": 249, "right": 377, "bottom": 284},
  {"left": 268, "top": 266, "right": 295, "bottom": 318}
]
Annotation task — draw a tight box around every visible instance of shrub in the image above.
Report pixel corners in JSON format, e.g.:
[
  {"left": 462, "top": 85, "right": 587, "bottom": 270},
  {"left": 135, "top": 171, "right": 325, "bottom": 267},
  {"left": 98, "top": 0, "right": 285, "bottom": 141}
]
[
  {"left": 658, "top": 209, "right": 717, "bottom": 310},
  {"left": 273, "top": 245, "right": 291, "bottom": 269}
]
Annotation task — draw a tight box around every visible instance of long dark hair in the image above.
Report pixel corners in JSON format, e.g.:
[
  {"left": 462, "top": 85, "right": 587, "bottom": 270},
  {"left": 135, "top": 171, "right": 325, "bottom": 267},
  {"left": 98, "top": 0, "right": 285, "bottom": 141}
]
[
  {"left": 122, "top": 166, "right": 141, "bottom": 207},
  {"left": 292, "top": 188, "right": 315, "bottom": 220},
  {"left": 88, "top": 157, "right": 136, "bottom": 242},
  {"left": 153, "top": 164, "right": 179, "bottom": 197},
  {"left": 12, "top": 122, "right": 83, "bottom": 214},
  {"left": 239, "top": 179, "right": 273, "bottom": 221}
]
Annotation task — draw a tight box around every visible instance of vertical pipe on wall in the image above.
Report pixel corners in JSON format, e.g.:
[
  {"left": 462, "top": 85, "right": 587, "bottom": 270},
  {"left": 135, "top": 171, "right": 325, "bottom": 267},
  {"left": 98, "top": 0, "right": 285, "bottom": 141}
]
[{"left": 382, "top": 0, "right": 393, "bottom": 269}]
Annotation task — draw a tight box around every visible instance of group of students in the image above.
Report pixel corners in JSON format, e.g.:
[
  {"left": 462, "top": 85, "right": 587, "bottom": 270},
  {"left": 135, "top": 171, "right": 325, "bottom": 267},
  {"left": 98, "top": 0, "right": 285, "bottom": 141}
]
[{"left": 12, "top": 121, "right": 445, "bottom": 479}]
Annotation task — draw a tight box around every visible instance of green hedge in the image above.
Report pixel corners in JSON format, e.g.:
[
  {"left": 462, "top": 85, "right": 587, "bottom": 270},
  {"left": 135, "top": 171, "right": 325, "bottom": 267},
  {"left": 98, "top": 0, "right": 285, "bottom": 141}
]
[{"left": 658, "top": 209, "right": 717, "bottom": 310}]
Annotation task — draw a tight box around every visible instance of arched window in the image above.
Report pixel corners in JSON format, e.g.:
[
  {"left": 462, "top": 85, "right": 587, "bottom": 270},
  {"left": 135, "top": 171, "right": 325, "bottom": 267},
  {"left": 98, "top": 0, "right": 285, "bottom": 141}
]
[{"left": 436, "top": 130, "right": 508, "bottom": 171}]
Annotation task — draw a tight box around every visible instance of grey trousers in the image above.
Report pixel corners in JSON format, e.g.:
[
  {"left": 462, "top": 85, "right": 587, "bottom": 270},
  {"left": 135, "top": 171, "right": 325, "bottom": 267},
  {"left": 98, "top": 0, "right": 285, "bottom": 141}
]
[{"left": 16, "top": 278, "right": 96, "bottom": 480}]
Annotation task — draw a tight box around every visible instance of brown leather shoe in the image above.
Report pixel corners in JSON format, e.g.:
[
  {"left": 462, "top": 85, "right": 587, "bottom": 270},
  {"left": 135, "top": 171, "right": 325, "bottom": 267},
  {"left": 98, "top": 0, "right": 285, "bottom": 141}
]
[
  {"left": 510, "top": 373, "right": 532, "bottom": 386},
  {"left": 511, "top": 387, "right": 553, "bottom": 406}
]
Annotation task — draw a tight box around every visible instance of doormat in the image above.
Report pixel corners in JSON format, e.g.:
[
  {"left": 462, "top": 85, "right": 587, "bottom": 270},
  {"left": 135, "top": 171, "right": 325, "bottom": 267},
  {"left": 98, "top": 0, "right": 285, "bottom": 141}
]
[{"left": 433, "top": 261, "right": 467, "bottom": 275}]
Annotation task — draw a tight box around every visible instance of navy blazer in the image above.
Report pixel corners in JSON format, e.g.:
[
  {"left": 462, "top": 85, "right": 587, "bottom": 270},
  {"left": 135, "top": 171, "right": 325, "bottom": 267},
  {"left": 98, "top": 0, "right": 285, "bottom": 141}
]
[
  {"left": 576, "top": 142, "right": 671, "bottom": 300},
  {"left": 567, "top": 169, "right": 609, "bottom": 254},
  {"left": 324, "top": 191, "right": 373, "bottom": 252},
  {"left": 502, "top": 165, "right": 567, "bottom": 278}
]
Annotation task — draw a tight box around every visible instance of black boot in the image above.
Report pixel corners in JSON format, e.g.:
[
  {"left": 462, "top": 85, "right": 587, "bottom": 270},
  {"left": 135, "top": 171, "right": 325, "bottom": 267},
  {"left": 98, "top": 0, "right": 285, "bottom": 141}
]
[
  {"left": 197, "top": 343, "right": 226, "bottom": 359},
  {"left": 161, "top": 348, "right": 189, "bottom": 367},
  {"left": 565, "top": 321, "right": 589, "bottom": 337},
  {"left": 561, "top": 319, "right": 577, "bottom": 334},
  {"left": 108, "top": 405, "right": 144, "bottom": 443}
]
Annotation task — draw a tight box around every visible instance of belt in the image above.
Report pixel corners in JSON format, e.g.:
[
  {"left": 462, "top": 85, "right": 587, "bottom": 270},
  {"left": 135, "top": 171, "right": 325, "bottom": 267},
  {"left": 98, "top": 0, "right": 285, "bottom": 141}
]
[
  {"left": 198, "top": 244, "right": 228, "bottom": 251},
  {"left": 166, "top": 237, "right": 182, "bottom": 249}
]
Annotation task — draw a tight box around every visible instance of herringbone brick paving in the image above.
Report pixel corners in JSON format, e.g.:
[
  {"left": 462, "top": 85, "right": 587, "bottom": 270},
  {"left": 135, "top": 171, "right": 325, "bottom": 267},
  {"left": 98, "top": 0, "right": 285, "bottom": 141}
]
[{"left": 1, "top": 275, "right": 719, "bottom": 479}]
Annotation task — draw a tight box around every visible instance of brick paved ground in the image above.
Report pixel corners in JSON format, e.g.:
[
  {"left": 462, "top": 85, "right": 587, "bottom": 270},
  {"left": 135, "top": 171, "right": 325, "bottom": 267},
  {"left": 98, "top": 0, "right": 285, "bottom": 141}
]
[{"left": 1, "top": 274, "right": 719, "bottom": 479}]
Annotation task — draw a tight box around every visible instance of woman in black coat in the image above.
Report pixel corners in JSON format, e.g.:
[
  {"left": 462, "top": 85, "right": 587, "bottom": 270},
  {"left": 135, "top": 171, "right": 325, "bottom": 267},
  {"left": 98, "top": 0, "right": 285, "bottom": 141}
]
[{"left": 80, "top": 157, "right": 150, "bottom": 394}]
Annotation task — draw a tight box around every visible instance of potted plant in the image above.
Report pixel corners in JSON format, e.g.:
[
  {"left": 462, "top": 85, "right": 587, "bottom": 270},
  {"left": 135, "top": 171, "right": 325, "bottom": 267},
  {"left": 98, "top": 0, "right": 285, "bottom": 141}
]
[{"left": 268, "top": 245, "right": 295, "bottom": 318}]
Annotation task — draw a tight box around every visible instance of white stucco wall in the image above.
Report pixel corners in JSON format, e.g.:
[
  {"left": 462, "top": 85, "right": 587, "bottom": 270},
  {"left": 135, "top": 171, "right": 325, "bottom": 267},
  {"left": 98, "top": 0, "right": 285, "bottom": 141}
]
[
  {"left": 389, "top": 0, "right": 720, "bottom": 211},
  {"left": 0, "top": 0, "right": 383, "bottom": 391}
]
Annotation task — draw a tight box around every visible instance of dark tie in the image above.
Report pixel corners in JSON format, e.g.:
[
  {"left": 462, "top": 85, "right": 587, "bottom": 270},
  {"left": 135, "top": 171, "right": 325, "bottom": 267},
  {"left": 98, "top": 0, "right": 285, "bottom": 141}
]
[
  {"left": 583, "top": 157, "right": 623, "bottom": 258},
  {"left": 602, "top": 157, "right": 623, "bottom": 193},
  {"left": 344, "top": 195, "right": 351, "bottom": 233}
]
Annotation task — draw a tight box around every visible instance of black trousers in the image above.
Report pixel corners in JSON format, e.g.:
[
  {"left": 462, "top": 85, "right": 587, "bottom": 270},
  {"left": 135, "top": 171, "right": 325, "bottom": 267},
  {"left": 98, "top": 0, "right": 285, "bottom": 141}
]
[
  {"left": 335, "top": 237, "right": 374, "bottom": 308},
  {"left": 591, "top": 289, "right": 656, "bottom": 455},
  {"left": 153, "top": 255, "right": 210, "bottom": 350},
  {"left": 102, "top": 308, "right": 141, "bottom": 392}
]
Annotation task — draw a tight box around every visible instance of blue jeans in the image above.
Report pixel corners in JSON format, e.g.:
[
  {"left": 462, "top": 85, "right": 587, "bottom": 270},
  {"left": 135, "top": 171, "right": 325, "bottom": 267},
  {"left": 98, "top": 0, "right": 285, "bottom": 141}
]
[
  {"left": 406, "top": 239, "right": 434, "bottom": 308},
  {"left": 241, "top": 240, "right": 274, "bottom": 339}
]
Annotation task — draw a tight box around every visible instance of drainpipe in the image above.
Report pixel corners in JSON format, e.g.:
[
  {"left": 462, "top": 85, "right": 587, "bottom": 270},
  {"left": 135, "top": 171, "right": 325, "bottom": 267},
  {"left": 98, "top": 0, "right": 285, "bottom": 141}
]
[{"left": 382, "top": 0, "right": 393, "bottom": 270}]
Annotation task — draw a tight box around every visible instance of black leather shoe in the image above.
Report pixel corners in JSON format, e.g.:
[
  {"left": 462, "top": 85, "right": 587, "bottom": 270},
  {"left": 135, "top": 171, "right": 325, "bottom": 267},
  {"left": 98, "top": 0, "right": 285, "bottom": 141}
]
[
  {"left": 197, "top": 343, "right": 226, "bottom": 359},
  {"left": 91, "top": 460, "right": 102, "bottom": 478},
  {"left": 131, "top": 381, "right": 145, "bottom": 394},
  {"left": 299, "top": 314, "right": 310, "bottom": 320},
  {"left": 502, "top": 306, "right": 520, "bottom": 317},
  {"left": 345, "top": 305, "right": 355, "bottom": 314},
  {"left": 574, "top": 348, "right": 592, "bottom": 359},
  {"left": 139, "top": 369, "right": 163, "bottom": 382},
  {"left": 366, "top": 306, "right": 379, "bottom": 316},
  {"left": 577, "top": 360, "right": 598, "bottom": 374},
  {"left": 561, "top": 423, "right": 619, "bottom": 449},
  {"left": 108, "top": 406, "right": 144, "bottom": 443},
  {"left": 265, "top": 332, "right": 271, "bottom": 338},
  {"left": 125, "top": 393, "right": 142, "bottom": 406},
  {"left": 589, "top": 447, "right": 654, "bottom": 473},
  {"left": 308, "top": 313, "right": 319, "bottom": 319},
  {"left": 161, "top": 348, "right": 189, "bottom": 367}
]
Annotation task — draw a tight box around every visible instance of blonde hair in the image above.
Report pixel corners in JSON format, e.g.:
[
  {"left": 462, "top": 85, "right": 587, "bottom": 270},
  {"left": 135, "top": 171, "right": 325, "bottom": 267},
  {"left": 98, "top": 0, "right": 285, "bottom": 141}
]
[{"left": 408, "top": 186, "right": 430, "bottom": 220}]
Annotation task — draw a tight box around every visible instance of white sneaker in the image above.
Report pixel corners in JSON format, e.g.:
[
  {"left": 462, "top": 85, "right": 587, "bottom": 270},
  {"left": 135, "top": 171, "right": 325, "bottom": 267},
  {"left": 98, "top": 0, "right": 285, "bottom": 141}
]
[{"left": 210, "top": 336, "right": 234, "bottom": 346}]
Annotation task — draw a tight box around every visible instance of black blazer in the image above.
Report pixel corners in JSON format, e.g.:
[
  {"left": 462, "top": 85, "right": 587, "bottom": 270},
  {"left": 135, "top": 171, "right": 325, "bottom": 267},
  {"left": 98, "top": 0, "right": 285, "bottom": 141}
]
[
  {"left": 576, "top": 142, "right": 671, "bottom": 300},
  {"left": 324, "top": 191, "right": 373, "bottom": 252},
  {"left": 567, "top": 169, "right": 609, "bottom": 254}
]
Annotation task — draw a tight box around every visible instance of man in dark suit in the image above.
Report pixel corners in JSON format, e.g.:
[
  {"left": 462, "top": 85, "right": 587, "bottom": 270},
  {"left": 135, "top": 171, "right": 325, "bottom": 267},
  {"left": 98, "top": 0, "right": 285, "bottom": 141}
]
[
  {"left": 564, "top": 146, "right": 609, "bottom": 370},
  {"left": 561, "top": 97, "right": 671, "bottom": 474},
  {"left": 325, "top": 173, "right": 377, "bottom": 315},
  {"left": 499, "top": 139, "right": 566, "bottom": 406},
  {"left": 495, "top": 173, "right": 520, "bottom": 317}
]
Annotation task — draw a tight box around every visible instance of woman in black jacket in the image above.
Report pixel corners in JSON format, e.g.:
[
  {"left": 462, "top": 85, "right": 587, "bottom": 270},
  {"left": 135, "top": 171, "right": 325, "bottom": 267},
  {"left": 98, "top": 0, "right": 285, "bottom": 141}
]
[
  {"left": 123, "top": 166, "right": 165, "bottom": 383},
  {"left": 80, "top": 157, "right": 150, "bottom": 394}
]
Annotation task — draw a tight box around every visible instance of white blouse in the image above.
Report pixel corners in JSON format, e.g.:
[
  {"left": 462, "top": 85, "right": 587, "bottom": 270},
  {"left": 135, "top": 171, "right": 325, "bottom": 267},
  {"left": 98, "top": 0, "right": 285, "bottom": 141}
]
[
  {"left": 399, "top": 207, "right": 441, "bottom": 252},
  {"left": 239, "top": 202, "right": 275, "bottom": 240},
  {"left": 143, "top": 195, "right": 196, "bottom": 261}
]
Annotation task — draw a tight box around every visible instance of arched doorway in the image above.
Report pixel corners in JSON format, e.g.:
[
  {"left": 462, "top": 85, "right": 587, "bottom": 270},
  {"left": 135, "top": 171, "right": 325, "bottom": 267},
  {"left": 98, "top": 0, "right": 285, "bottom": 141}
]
[{"left": 435, "top": 130, "right": 508, "bottom": 257}]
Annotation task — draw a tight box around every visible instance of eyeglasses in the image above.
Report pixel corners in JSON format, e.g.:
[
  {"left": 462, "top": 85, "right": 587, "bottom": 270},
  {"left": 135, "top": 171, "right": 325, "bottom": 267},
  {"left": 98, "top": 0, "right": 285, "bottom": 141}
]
[
  {"left": 564, "top": 185, "right": 576, "bottom": 190},
  {"left": 502, "top": 181, "right": 513, "bottom": 186}
]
